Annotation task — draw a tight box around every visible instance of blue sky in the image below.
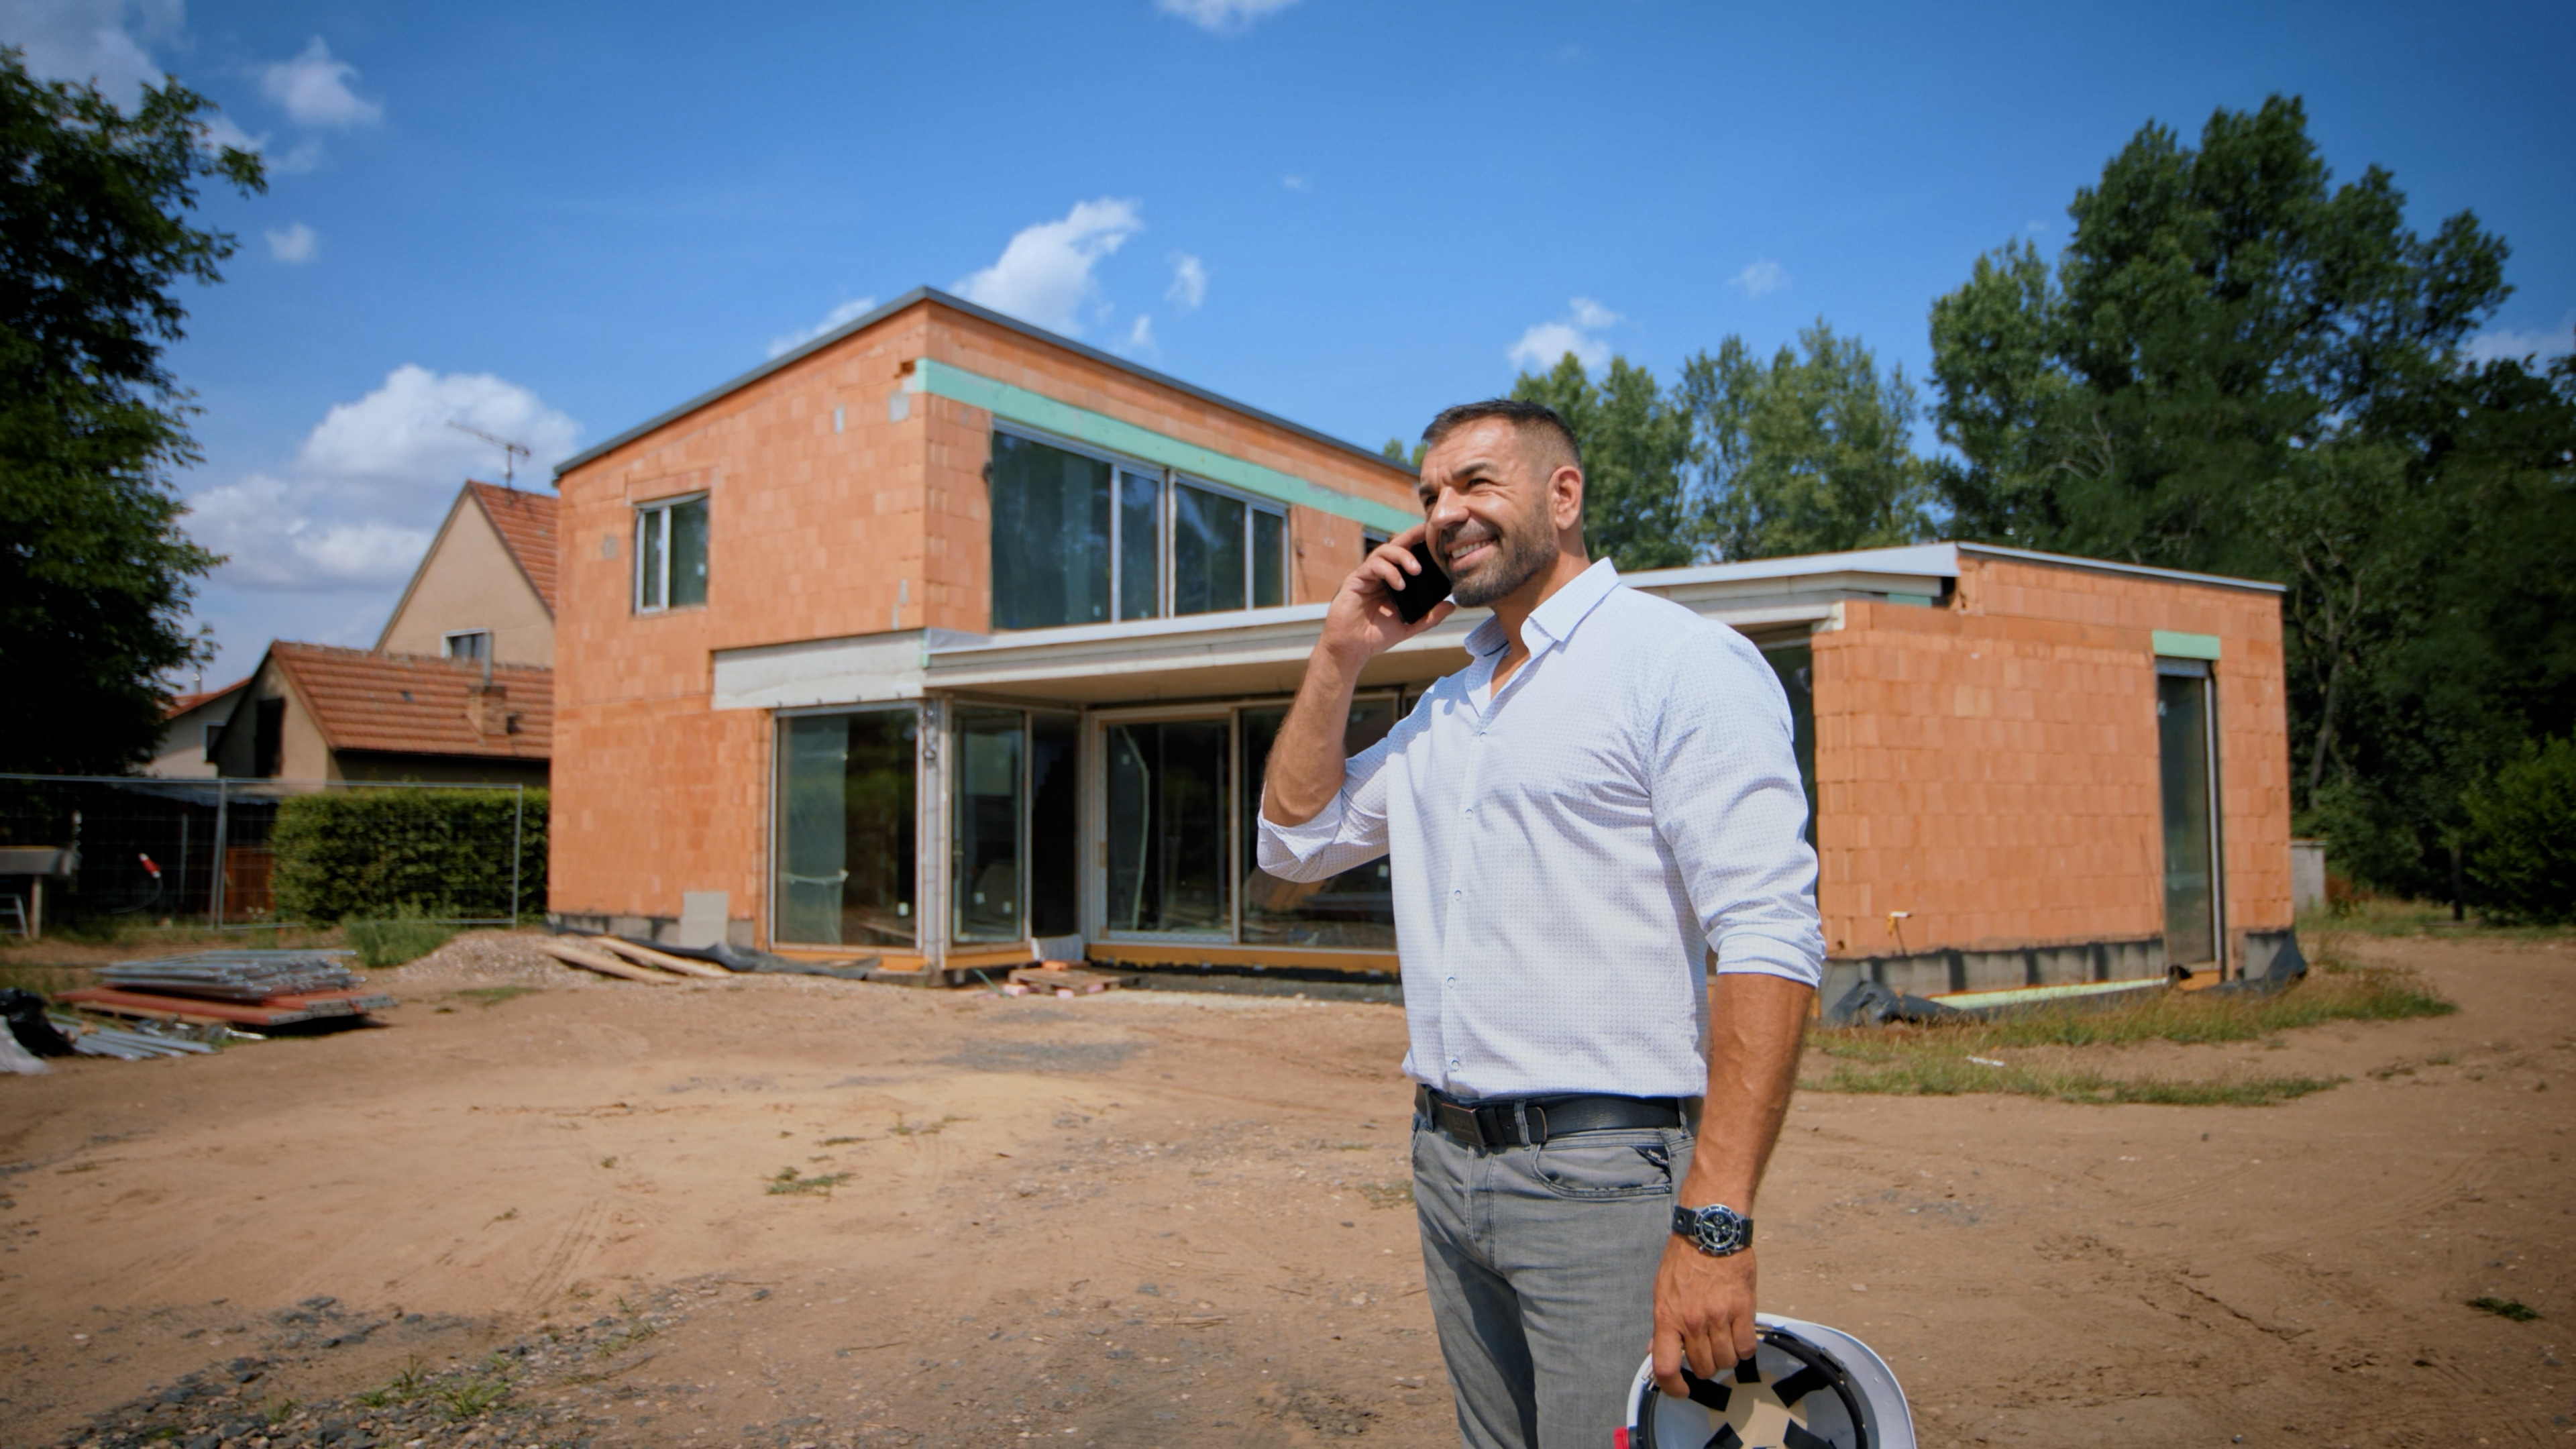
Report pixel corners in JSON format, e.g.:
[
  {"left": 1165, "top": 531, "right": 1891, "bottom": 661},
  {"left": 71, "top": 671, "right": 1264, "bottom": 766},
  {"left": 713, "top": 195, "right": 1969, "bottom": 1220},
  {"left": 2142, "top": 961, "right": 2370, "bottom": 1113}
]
[{"left": 9, "top": 0, "right": 2573, "bottom": 683}]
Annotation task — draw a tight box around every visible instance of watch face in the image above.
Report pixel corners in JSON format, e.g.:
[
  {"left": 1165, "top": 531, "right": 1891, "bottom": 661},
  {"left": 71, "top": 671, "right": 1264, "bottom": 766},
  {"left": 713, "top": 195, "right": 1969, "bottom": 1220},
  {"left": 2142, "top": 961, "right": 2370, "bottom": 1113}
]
[{"left": 1678, "top": 1205, "right": 1750, "bottom": 1255}]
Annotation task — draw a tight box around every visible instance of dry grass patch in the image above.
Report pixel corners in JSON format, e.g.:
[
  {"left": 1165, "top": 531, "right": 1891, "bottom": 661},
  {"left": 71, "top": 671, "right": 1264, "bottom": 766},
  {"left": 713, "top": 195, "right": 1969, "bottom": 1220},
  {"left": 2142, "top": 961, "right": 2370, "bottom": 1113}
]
[{"left": 1803, "top": 966, "right": 2453, "bottom": 1106}]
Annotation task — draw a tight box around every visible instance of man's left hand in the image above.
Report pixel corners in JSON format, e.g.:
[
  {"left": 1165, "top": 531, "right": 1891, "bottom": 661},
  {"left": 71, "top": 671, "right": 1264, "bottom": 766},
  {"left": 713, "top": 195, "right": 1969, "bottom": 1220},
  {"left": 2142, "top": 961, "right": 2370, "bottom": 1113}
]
[{"left": 1650, "top": 1236, "right": 1758, "bottom": 1396}]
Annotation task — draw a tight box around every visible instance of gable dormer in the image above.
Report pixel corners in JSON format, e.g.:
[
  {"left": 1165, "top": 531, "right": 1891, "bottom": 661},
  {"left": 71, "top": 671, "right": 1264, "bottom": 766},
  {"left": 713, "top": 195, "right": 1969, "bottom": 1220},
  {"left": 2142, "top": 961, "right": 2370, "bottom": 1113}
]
[{"left": 376, "top": 481, "right": 559, "bottom": 666}]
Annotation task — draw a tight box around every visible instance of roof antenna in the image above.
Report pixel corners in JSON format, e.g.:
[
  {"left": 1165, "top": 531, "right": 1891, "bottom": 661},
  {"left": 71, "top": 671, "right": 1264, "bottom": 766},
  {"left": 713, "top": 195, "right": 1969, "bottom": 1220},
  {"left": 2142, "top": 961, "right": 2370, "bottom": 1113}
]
[{"left": 446, "top": 421, "right": 532, "bottom": 489}]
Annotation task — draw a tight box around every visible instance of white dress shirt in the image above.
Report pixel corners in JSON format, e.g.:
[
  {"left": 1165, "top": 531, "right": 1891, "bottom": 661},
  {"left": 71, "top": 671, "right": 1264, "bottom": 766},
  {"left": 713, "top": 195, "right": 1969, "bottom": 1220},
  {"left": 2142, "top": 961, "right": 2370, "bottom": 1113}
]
[{"left": 1257, "top": 559, "right": 1823, "bottom": 1100}]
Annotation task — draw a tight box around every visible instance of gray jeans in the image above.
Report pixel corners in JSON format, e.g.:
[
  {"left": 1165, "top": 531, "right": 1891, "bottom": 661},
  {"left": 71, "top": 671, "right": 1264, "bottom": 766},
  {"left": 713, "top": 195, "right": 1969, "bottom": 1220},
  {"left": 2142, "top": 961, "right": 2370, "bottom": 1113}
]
[{"left": 1411, "top": 1112, "right": 1695, "bottom": 1448}]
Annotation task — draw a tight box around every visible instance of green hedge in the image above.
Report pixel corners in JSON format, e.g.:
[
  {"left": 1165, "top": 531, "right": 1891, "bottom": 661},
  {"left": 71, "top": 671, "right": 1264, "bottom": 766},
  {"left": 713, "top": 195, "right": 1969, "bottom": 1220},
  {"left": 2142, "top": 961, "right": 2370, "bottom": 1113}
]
[
  {"left": 271, "top": 787, "right": 547, "bottom": 923},
  {"left": 2463, "top": 740, "right": 2576, "bottom": 925}
]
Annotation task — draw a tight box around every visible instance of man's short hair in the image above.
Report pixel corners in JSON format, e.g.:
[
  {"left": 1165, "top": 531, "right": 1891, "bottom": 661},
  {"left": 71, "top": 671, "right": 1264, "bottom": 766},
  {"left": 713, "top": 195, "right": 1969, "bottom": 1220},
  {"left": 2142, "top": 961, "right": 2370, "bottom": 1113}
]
[{"left": 1420, "top": 398, "right": 1583, "bottom": 474}]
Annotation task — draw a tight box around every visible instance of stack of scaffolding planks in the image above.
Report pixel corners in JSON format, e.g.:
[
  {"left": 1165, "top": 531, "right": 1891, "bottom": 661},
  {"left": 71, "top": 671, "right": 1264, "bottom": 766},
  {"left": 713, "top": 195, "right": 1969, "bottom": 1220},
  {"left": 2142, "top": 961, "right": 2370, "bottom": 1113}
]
[
  {"left": 536, "top": 936, "right": 735, "bottom": 983},
  {"left": 58, "top": 949, "right": 394, "bottom": 1026}
]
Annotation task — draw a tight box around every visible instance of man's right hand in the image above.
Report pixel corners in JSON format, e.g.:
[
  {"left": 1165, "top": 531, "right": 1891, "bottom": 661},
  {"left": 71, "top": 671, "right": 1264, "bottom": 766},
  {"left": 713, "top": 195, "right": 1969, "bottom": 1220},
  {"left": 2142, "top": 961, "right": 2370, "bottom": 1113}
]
[{"left": 1321, "top": 523, "right": 1456, "bottom": 666}]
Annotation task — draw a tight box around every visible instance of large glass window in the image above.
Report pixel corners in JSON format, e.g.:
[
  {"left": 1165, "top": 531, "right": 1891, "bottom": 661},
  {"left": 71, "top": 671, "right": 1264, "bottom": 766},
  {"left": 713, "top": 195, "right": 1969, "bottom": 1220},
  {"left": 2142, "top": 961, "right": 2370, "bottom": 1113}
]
[
  {"left": 775, "top": 710, "right": 917, "bottom": 948},
  {"left": 1105, "top": 719, "right": 1232, "bottom": 935},
  {"left": 989, "top": 434, "right": 1112, "bottom": 629},
  {"left": 2157, "top": 663, "right": 2223, "bottom": 967},
  {"left": 1762, "top": 641, "right": 1819, "bottom": 850},
  {"left": 1118, "top": 469, "right": 1162, "bottom": 621},
  {"left": 635, "top": 494, "right": 709, "bottom": 611},
  {"left": 1240, "top": 699, "right": 1399, "bottom": 947},
  {"left": 987, "top": 430, "right": 1287, "bottom": 629}
]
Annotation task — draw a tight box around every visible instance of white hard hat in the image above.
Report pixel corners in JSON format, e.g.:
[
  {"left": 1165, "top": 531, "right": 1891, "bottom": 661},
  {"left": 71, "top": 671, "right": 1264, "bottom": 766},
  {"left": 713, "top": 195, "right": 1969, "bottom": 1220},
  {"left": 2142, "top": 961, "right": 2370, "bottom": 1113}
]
[{"left": 1619, "top": 1314, "right": 1914, "bottom": 1449}]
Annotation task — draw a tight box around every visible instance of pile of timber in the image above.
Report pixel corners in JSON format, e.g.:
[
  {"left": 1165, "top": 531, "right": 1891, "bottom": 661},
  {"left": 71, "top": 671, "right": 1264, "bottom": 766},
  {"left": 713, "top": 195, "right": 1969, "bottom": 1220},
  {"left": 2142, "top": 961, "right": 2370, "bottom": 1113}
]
[
  {"left": 1002, "top": 963, "right": 1119, "bottom": 997},
  {"left": 537, "top": 936, "right": 735, "bottom": 984},
  {"left": 58, "top": 949, "right": 394, "bottom": 1028}
]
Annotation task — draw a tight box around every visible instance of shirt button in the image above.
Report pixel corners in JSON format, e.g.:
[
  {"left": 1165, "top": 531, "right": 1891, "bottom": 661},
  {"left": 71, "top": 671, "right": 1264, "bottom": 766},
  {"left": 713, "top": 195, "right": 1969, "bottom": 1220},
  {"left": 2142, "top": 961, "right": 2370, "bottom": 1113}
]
[
  {"left": 1452, "top": 888, "right": 1462, "bottom": 899},
  {"left": 1449, "top": 1059, "right": 1461, "bottom": 1070},
  {"left": 1444, "top": 976, "right": 1456, "bottom": 987}
]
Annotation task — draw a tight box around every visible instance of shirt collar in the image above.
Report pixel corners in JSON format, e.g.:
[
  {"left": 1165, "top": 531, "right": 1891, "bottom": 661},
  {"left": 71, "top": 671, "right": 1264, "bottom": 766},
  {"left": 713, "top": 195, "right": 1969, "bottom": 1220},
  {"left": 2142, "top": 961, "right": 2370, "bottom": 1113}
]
[{"left": 1460, "top": 557, "right": 1622, "bottom": 658}]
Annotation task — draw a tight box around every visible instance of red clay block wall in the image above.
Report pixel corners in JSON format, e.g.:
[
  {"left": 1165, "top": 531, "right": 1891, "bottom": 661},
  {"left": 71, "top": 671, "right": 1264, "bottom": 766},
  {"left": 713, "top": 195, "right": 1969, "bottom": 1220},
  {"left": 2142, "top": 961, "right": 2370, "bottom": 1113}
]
[
  {"left": 1811, "top": 553, "right": 2292, "bottom": 964},
  {"left": 550, "top": 310, "right": 934, "bottom": 934},
  {"left": 551, "top": 298, "right": 1420, "bottom": 936}
]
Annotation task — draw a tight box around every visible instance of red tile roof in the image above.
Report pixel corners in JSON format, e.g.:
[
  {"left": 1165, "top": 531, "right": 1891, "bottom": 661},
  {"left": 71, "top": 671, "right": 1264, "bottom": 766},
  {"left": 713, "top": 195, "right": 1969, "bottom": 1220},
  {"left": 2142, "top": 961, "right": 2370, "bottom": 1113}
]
[
  {"left": 467, "top": 481, "right": 558, "bottom": 612},
  {"left": 164, "top": 676, "right": 248, "bottom": 719},
  {"left": 270, "top": 643, "right": 552, "bottom": 761}
]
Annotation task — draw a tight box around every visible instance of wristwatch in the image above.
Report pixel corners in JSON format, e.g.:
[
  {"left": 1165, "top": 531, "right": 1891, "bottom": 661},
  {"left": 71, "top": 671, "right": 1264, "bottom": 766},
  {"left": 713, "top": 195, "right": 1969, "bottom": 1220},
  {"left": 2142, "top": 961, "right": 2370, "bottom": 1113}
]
[{"left": 1671, "top": 1203, "right": 1754, "bottom": 1257}]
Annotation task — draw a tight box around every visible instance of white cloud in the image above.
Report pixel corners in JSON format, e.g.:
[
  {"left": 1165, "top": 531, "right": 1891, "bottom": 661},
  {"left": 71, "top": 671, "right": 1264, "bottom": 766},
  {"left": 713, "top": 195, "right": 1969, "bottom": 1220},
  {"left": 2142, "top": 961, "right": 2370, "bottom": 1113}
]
[
  {"left": 1507, "top": 297, "right": 1621, "bottom": 374},
  {"left": 766, "top": 295, "right": 880, "bottom": 358},
  {"left": 186, "top": 365, "right": 583, "bottom": 593},
  {"left": 1155, "top": 0, "right": 1297, "bottom": 32},
  {"left": 260, "top": 37, "right": 382, "bottom": 128},
  {"left": 1729, "top": 260, "right": 1788, "bottom": 297},
  {"left": 954, "top": 199, "right": 1143, "bottom": 336},
  {"left": 2464, "top": 319, "right": 2573, "bottom": 365},
  {"left": 185, "top": 476, "right": 431, "bottom": 590},
  {"left": 1281, "top": 174, "right": 1309, "bottom": 192},
  {"left": 1124, "top": 315, "right": 1157, "bottom": 355},
  {"left": 0, "top": 0, "right": 169, "bottom": 101},
  {"left": 265, "top": 222, "right": 318, "bottom": 264},
  {"left": 1167, "top": 253, "right": 1207, "bottom": 311}
]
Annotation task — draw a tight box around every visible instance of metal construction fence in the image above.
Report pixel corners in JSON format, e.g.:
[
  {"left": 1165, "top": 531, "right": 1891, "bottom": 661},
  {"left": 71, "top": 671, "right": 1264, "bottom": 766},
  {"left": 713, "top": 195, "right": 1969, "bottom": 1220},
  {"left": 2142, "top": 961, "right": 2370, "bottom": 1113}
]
[{"left": 0, "top": 774, "right": 543, "bottom": 935}]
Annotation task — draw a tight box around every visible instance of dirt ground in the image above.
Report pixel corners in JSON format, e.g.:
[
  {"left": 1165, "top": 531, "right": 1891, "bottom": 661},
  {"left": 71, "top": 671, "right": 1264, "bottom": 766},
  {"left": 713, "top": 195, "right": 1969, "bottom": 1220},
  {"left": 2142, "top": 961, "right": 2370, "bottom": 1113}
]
[{"left": 1, "top": 931, "right": 2569, "bottom": 1448}]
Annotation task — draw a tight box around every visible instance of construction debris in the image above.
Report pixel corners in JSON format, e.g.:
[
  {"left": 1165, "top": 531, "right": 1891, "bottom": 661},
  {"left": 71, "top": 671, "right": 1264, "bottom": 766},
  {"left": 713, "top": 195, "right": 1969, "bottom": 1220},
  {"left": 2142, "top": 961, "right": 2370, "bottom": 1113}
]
[
  {"left": 57, "top": 949, "right": 395, "bottom": 1028},
  {"left": 590, "top": 936, "right": 733, "bottom": 979},
  {"left": 50, "top": 1015, "right": 221, "bottom": 1060},
  {"left": 536, "top": 937, "right": 678, "bottom": 983},
  {"left": 97, "top": 949, "right": 362, "bottom": 1001},
  {"left": 1002, "top": 964, "right": 1119, "bottom": 998}
]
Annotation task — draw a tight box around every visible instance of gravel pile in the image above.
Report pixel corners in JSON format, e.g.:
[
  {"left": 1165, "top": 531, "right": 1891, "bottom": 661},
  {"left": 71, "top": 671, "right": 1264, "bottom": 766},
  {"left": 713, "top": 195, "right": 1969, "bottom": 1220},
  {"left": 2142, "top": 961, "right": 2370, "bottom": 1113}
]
[{"left": 384, "top": 931, "right": 607, "bottom": 992}]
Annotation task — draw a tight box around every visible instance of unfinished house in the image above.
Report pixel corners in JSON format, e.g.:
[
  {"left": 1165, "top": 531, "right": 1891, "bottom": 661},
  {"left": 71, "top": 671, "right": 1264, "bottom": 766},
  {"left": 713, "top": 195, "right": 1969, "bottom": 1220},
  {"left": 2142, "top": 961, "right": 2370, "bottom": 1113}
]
[{"left": 548, "top": 288, "right": 2295, "bottom": 1003}]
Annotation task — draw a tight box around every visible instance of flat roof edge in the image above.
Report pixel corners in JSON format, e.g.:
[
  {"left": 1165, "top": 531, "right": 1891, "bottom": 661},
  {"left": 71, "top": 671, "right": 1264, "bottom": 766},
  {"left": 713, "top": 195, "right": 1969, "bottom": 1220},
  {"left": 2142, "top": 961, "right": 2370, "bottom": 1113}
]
[
  {"left": 1955, "top": 541, "right": 2286, "bottom": 594},
  {"left": 555, "top": 287, "right": 1413, "bottom": 479}
]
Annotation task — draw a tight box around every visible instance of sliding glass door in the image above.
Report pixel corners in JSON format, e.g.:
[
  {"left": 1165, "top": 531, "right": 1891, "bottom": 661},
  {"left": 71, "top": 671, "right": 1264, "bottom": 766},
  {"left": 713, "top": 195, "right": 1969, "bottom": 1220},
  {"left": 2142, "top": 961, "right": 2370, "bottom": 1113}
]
[
  {"left": 1104, "top": 718, "right": 1233, "bottom": 937},
  {"left": 1099, "top": 699, "right": 1401, "bottom": 951},
  {"left": 774, "top": 708, "right": 918, "bottom": 948},
  {"left": 951, "top": 707, "right": 1083, "bottom": 946},
  {"left": 1238, "top": 700, "right": 1399, "bottom": 948}
]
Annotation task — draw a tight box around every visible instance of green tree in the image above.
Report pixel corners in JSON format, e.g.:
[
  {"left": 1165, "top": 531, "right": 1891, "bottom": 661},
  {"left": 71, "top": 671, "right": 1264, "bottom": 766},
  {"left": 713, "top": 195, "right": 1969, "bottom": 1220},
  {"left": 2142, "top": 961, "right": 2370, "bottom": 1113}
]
[
  {"left": 1929, "top": 93, "right": 2576, "bottom": 894},
  {"left": 0, "top": 50, "right": 262, "bottom": 774},
  {"left": 1677, "top": 321, "right": 1937, "bottom": 560},
  {"left": 1509, "top": 352, "right": 1699, "bottom": 570}
]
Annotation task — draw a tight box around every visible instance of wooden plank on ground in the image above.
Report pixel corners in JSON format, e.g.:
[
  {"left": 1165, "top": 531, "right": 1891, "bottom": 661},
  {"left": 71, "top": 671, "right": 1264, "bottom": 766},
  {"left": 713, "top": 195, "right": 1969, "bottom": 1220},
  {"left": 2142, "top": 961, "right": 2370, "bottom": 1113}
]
[
  {"left": 590, "top": 936, "right": 732, "bottom": 979},
  {"left": 536, "top": 938, "right": 677, "bottom": 984},
  {"left": 56, "top": 987, "right": 321, "bottom": 1026}
]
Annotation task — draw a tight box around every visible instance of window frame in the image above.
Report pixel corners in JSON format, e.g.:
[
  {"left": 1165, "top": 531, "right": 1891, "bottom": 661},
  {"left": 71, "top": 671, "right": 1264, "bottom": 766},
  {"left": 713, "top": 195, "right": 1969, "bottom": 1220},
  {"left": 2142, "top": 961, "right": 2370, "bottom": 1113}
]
[
  {"left": 987, "top": 426, "right": 1291, "bottom": 629},
  {"left": 441, "top": 629, "right": 492, "bottom": 663},
  {"left": 633, "top": 491, "right": 710, "bottom": 614},
  {"left": 768, "top": 701, "right": 924, "bottom": 951}
]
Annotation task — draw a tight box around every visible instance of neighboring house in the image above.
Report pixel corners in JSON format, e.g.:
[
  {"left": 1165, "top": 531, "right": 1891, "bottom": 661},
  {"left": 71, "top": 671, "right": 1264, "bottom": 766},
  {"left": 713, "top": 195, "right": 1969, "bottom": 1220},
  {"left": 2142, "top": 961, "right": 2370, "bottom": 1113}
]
[
  {"left": 196, "top": 479, "right": 558, "bottom": 786},
  {"left": 206, "top": 641, "right": 550, "bottom": 786},
  {"left": 546, "top": 287, "right": 2295, "bottom": 1000},
  {"left": 376, "top": 481, "right": 559, "bottom": 666},
  {"left": 146, "top": 678, "right": 248, "bottom": 778}
]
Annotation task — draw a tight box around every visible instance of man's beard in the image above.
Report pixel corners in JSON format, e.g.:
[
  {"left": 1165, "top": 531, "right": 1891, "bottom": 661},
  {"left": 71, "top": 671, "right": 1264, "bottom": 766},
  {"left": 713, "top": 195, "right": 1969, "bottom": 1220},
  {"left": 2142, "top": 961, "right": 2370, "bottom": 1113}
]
[{"left": 1442, "top": 511, "right": 1556, "bottom": 608}]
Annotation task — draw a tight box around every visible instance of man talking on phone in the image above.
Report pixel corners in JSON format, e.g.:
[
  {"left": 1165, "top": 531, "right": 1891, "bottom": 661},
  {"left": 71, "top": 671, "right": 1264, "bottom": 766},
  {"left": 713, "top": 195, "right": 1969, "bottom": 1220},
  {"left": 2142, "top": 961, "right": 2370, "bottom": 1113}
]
[{"left": 1257, "top": 400, "right": 1823, "bottom": 1448}]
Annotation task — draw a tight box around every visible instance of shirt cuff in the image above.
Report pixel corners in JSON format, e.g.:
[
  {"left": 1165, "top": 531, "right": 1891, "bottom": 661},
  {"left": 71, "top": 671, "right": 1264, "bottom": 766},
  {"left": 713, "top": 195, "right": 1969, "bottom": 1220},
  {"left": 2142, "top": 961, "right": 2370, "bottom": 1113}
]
[
  {"left": 1713, "top": 932, "right": 1825, "bottom": 989},
  {"left": 1255, "top": 795, "right": 1350, "bottom": 873}
]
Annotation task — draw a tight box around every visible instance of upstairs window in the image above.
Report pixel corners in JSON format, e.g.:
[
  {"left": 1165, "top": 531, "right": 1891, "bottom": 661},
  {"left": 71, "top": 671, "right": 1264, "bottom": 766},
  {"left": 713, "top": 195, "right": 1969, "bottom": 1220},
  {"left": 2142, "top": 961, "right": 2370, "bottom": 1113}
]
[
  {"left": 442, "top": 629, "right": 491, "bottom": 663},
  {"left": 989, "top": 429, "right": 1287, "bottom": 630},
  {"left": 635, "top": 494, "right": 709, "bottom": 612}
]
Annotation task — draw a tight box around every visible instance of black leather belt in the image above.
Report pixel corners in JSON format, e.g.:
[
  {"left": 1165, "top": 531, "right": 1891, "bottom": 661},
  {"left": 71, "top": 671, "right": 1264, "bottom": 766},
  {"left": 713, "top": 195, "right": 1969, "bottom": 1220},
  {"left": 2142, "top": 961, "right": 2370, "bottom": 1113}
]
[{"left": 1416, "top": 1084, "right": 1700, "bottom": 1152}]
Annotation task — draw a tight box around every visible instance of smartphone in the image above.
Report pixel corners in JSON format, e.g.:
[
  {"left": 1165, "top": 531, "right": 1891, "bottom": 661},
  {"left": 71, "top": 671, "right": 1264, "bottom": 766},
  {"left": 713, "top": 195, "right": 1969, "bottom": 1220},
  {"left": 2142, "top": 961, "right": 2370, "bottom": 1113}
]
[{"left": 1391, "top": 539, "right": 1452, "bottom": 624}]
